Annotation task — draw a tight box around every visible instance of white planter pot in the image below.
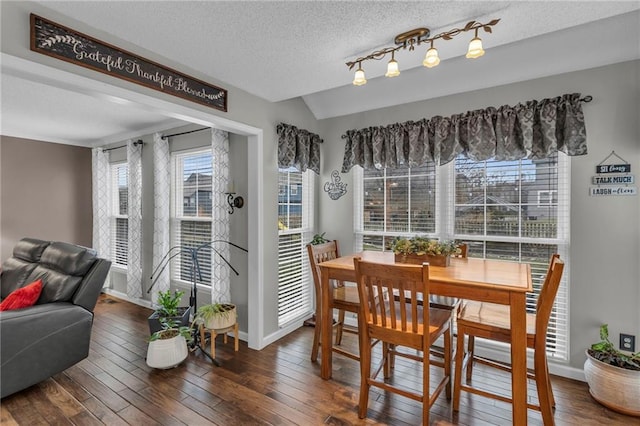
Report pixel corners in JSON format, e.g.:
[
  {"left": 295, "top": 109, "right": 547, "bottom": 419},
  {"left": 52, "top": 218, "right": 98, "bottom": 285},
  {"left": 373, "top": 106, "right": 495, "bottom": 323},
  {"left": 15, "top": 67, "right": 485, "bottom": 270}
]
[
  {"left": 203, "top": 305, "right": 237, "bottom": 330},
  {"left": 584, "top": 350, "right": 640, "bottom": 416},
  {"left": 146, "top": 335, "right": 188, "bottom": 369}
]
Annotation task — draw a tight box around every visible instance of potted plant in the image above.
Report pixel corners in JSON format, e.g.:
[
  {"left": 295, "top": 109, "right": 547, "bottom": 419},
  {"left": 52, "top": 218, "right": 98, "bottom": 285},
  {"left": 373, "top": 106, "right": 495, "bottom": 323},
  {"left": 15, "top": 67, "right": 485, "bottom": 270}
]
[
  {"left": 146, "top": 318, "right": 193, "bottom": 369},
  {"left": 148, "top": 289, "right": 191, "bottom": 334},
  {"left": 584, "top": 324, "right": 640, "bottom": 416},
  {"left": 310, "top": 232, "right": 329, "bottom": 245},
  {"left": 390, "top": 236, "right": 460, "bottom": 267},
  {"left": 195, "top": 302, "right": 237, "bottom": 330}
]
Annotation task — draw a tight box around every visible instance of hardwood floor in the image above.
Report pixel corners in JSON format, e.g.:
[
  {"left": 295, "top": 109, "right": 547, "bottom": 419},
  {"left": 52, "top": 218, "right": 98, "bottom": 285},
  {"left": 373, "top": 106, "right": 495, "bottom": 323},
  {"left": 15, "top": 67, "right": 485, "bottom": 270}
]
[{"left": 1, "top": 294, "right": 636, "bottom": 425}]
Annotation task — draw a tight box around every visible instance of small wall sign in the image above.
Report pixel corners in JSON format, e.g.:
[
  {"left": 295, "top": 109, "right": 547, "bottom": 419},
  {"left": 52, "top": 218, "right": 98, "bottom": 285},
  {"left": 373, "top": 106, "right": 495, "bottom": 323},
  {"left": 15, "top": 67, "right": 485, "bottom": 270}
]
[
  {"left": 30, "top": 14, "right": 227, "bottom": 112},
  {"left": 596, "top": 164, "right": 631, "bottom": 174},
  {"left": 589, "top": 186, "right": 637, "bottom": 196},
  {"left": 591, "top": 175, "right": 635, "bottom": 185}
]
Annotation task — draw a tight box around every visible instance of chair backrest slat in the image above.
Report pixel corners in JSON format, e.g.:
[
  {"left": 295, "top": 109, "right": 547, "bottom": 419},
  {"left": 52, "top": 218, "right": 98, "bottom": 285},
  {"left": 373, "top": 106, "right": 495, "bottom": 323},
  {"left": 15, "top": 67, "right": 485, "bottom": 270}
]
[
  {"left": 535, "top": 254, "right": 564, "bottom": 345},
  {"left": 354, "top": 258, "right": 430, "bottom": 349}
]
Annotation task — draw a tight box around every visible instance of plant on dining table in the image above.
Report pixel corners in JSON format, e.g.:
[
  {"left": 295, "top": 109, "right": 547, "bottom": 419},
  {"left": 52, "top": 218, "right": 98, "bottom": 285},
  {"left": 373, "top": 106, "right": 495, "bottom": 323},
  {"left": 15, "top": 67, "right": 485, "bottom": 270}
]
[{"left": 390, "top": 236, "right": 461, "bottom": 257}]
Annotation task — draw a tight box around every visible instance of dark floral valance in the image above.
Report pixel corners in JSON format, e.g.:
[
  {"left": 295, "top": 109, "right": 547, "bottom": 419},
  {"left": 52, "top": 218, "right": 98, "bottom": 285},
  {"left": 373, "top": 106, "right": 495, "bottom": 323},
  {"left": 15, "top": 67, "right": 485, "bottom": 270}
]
[
  {"left": 341, "top": 93, "right": 589, "bottom": 172},
  {"left": 277, "top": 123, "right": 323, "bottom": 174}
]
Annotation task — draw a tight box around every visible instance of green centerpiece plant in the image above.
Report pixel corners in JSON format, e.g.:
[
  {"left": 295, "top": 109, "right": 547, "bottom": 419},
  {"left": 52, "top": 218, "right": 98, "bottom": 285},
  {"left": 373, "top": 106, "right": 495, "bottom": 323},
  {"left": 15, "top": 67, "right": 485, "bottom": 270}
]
[{"left": 390, "top": 236, "right": 461, "bottom": 266}]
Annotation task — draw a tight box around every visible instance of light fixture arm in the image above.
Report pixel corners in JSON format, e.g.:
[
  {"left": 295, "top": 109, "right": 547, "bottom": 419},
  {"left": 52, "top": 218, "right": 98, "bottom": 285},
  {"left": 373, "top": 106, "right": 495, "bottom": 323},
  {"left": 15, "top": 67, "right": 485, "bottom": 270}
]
[{"left": 345, "top": 18, "right": 500, "bottom": 70}]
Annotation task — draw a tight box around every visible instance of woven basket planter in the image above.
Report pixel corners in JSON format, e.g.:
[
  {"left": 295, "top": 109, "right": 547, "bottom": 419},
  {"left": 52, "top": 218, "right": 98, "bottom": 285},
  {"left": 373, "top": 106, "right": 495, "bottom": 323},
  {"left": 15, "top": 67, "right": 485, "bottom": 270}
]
[
  {"left": 584, "top": 350, "right": 640, "bottom": 416},
  {"left": 394, "top": 253, "right": 450, "bottom": 267}
]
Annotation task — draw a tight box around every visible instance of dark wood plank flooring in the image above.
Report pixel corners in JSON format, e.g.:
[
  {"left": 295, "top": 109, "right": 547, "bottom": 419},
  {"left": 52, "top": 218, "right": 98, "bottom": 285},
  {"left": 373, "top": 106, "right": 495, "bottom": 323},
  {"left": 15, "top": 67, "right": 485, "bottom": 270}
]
[{"left": 1, "top": 294, "right": 637, "bottom": 425}]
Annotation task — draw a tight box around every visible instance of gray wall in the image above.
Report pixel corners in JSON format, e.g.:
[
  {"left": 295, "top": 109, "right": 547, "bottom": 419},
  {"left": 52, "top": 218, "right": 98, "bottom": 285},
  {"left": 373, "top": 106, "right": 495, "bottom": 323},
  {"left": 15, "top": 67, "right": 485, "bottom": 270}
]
[
  {"left": 0, "top": 136, "right": 93, "bottom": 260},
  {"left": 317, "top": 60, "right": 640, "bottom": 371},
  {"left": 1, "top": 1, "right": 321, "bottom": 344}
]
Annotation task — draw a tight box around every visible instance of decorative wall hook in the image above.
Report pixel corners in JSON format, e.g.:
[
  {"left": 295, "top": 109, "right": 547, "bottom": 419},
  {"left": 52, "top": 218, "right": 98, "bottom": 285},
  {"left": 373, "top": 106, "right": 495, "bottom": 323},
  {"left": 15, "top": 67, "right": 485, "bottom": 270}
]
[
  {"left": 324, "top": 170, "right": 348, "bottom": 200},
  {"left": 226, "top": 193, "right": 244, "bottom": 214}
]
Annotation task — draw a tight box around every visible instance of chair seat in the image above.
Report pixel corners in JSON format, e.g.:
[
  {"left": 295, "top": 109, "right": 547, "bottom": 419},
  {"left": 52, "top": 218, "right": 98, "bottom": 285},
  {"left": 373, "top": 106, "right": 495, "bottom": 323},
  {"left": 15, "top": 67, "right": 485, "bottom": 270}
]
[
  {"left": 333, "top": 285, "right": 360, "bottom": 311},
  {"left": 458, "top": 301, "right": 537, "bottom": 341},
  {"left": 429, "top": 295, "right": 462, "bottom": 311}
]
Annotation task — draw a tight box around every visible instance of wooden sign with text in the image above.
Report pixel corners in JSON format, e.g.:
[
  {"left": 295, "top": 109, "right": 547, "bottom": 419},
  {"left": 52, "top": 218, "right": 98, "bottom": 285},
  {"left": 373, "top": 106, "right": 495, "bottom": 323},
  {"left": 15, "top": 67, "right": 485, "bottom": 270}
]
[
  {"left": 596, "top": 164, "right": 631, "bottom": 174},
  {"left": 30, "top": 14, "right": 227, "bottom": 112}
]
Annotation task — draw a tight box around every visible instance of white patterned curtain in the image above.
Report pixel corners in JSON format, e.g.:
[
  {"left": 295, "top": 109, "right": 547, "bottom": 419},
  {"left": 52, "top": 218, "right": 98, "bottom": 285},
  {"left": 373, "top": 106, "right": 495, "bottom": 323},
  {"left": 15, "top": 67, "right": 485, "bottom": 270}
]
[
  {"left": 126, "top": 140, "right": 143, "bottom": 299},
  {"left": 151, "top": 133, "right": 171, "bottom": 304},
  {"left": 211, "top": 129, "right": 231, "bottom": 303},
  {"left": 92, "top": 148, "right": 111, "bottom": 260}
]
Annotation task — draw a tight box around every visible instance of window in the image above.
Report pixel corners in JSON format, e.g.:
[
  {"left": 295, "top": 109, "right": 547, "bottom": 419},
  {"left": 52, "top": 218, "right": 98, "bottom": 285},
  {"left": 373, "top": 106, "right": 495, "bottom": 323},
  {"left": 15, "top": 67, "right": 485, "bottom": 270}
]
[
  {"left": 355, "top": 153, "right": 570, "bottom": 360},
  {"left": 452, "top": 154, "right": 569, "bottom": 359},
  {"left": 277, "top": 168, "right": 314, "bottom": 327},
  {"left": 355, "top": 162, "right": 437, "bottom": 251},
  {"left": 111, "top": 163, "right": 128, "bottom": 267},
  {"left": 171, "top": 149, "right": 213, "bottom": 286}
]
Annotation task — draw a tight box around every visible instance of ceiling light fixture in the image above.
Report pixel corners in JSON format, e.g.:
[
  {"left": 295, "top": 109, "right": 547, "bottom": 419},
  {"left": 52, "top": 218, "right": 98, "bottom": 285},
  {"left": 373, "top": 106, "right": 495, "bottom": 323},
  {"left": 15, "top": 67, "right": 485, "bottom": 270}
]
[{"left": 346, "top": 19, "right": 500, "bottom": 86}]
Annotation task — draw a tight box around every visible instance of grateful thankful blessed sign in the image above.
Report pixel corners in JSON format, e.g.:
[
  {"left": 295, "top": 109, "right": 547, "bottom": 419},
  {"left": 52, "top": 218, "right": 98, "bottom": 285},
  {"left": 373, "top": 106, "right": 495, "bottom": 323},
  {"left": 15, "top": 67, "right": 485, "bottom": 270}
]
[{"left": 30, "top": 14, "right": 227, "bottom": 112}]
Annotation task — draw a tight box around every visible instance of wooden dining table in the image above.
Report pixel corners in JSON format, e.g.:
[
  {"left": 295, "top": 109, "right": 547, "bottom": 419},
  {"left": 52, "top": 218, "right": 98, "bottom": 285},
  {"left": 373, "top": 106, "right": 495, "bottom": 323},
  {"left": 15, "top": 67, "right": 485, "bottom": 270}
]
[{"left": 318, "top": 250, "right": 532, "bottom": 425}]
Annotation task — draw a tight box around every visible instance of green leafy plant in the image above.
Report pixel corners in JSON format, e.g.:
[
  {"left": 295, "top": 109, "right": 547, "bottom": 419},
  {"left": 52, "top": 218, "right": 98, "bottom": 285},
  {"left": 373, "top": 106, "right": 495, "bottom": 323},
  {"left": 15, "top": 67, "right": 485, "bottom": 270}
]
[
  {"left": 390, "top": 236, "right": 460, "bottom": 256},
  {"left": 155, "top": 289, "right": 185, "bottom": 317},
  {"left": 311, "top": 232, "right": 329, "bottom": 245},
  {"left": 148, "top": 318, "right": 193, "bottom": 342},
  {"left": 589, "top": 324, "right": 640, "bottom": 371},
  {"left": 195, "top": 303, "right": 236, "bottom": 323}
]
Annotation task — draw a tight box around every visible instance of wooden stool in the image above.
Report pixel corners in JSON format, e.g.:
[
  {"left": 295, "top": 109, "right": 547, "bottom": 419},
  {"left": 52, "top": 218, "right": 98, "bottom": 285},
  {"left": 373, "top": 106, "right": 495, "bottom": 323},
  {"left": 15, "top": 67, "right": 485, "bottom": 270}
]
[{"left": 199, "top": 322, "right": 239, "bottom": 358}]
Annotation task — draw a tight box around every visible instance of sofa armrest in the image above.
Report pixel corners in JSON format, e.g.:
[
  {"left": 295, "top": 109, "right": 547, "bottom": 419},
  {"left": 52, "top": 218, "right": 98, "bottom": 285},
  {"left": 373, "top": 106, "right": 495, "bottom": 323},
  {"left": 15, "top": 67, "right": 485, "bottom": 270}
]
[{"left": 72, "top": 258, "right": 111, "bottom": 312}]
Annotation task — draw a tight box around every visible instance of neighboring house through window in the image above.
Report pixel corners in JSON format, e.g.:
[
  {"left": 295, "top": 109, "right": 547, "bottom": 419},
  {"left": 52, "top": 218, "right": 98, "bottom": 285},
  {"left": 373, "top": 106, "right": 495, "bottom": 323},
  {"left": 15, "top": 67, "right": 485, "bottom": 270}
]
[{"left": 171, "top": 148, "right": 213, "bottom": 286}]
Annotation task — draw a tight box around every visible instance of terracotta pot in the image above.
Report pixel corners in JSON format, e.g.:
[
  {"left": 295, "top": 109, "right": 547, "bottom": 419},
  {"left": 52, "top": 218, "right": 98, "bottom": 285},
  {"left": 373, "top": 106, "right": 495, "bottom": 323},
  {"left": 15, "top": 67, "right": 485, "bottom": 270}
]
[
  {"left": 584, "top": 350, "right": 640, "bottom": 416},
  {"left": 146, "top": 335, "right": 188, "bottom": 369},
  {"left": 394, "top": 253, "right": 450, "bottom": 267}
]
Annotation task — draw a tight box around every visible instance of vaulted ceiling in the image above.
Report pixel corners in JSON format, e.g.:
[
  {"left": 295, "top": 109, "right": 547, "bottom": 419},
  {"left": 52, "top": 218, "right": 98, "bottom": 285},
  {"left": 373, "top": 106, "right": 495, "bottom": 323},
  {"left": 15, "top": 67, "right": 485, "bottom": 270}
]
[{"left": 1, "top": 1, "right": 639, "bottom": 146}]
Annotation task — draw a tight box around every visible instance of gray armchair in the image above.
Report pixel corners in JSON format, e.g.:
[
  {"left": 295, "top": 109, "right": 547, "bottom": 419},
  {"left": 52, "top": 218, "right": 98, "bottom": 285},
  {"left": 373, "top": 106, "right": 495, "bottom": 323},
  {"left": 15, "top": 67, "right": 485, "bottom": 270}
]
[{"left": 0, "top": 238, "right": 111, "bottom": 398}]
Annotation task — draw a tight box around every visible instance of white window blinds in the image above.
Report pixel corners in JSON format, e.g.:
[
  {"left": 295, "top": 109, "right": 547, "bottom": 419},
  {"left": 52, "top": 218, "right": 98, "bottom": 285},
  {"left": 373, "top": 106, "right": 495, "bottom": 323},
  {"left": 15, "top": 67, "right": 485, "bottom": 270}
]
[
  {"left": 277, "top": 168, "right": 313, "bottom": 327},
  {"left": 354, "top": 153, "right": 571, "bottom": 360},
  {"left": 171, "top": 149, "right": 213, "bottom": 286},
  {"left": 450, "top": 153, "right": 570, "bottom": 360},
  {"left": 110, "top": 163, "right": 128, "bottom": 267}
]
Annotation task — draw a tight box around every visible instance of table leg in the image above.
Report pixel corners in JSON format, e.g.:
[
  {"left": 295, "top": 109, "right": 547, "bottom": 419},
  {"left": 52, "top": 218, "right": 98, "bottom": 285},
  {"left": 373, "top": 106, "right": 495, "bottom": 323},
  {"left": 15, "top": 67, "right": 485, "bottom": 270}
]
[
  {"left": 510, "top": 292, "right": 528, "bottom": 425},
  {"left": 320, "top": 271, "right": 332, "bottom": 380}
]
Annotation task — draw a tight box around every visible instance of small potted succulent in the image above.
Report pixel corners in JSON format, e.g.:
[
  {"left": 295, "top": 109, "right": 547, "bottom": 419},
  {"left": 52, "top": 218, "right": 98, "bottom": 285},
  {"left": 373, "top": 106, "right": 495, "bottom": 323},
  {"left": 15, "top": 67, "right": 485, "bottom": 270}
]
[
  {"left": 146, "top": 318, "right": 193, "bottom": 369},
  {"left": 584, "top": 324, "right": 640, "bottom": 416},
  {"left": 148, "top": 289, "right": 191, "bottom": 334},
  {"left": 390, "top": 236, "right": 460, "bottom": 267}
]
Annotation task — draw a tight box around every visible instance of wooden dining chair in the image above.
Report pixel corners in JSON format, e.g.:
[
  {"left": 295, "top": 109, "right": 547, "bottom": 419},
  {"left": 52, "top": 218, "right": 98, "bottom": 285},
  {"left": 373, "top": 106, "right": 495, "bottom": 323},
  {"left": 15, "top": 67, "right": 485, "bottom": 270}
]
[
  {"left": 307, "top": 241, "right": 360, "bottom": 363},
  {"left": 354, "top": 258, "right": 452, "bottom": 426},
  {"left": 453, "top": 254, "right": 564, "bottom": 425}
]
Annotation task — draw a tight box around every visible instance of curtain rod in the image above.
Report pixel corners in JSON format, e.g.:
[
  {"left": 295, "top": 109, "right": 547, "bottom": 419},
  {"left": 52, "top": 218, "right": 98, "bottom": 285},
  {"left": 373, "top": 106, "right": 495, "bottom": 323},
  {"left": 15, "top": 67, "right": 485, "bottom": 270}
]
[
  {"left": 102, "top": 139, "right": 143, "bottom": 152},
  {"left": 580, "top": 95, "right": 593, "bottom": 103},
  {"left": 161, "top": 127, "right": 211, "bottom": 140}
]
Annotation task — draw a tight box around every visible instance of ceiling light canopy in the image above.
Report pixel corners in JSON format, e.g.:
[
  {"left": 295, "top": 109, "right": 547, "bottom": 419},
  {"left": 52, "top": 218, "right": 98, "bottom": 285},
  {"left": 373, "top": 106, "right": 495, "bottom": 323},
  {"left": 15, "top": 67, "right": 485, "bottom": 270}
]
[{"left": 347, "top": 19, "right": 500, "bottom": 86}]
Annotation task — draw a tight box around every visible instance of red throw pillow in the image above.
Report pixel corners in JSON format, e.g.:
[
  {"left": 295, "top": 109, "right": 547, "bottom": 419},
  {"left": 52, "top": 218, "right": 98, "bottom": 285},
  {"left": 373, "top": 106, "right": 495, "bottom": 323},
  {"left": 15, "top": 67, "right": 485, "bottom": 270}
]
[{"left": 0, "top": 279, "right": 43, "bottom": 311}]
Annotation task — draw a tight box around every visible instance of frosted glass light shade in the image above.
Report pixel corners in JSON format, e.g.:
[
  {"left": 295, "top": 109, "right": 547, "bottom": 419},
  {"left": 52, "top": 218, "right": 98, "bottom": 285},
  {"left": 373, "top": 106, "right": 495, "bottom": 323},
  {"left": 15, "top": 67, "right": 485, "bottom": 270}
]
[
  {"left": 385, "top": 59, "right": 400, "bottom": 77},
  {"left": 423, "top": 47, "right": 440, "bottom": 68},
  {"left": 353, "top": 67, "right": 367, "bottom": 86},
  {"left": 466, "top": 37, "right": 485, "bottom": 59}
]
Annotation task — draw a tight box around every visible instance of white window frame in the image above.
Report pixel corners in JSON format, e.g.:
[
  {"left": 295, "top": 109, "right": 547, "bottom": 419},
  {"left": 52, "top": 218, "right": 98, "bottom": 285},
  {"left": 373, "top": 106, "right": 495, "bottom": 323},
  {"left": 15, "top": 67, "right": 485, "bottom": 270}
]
[
  {"left": 354, "top": 154, "right": 571, "bottom": 361},
  {"left": 170, "top": 147, "right": 214, "bottom": 287},
  {"left": 537, "top": 190, "right": 558, "bottom": 206},
  {"left": 277, "top": 168, "right": 314, "bottom": 328},
  {"left": 110, "top": 162, "right": 128, "bottom": 268}
]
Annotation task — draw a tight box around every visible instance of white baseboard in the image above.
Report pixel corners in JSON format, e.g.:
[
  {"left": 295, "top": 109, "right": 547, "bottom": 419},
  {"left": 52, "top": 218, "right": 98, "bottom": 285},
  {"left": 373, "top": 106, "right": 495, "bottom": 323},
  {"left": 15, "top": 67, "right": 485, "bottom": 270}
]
[{"left": 102, "top": 288, "right": 153, "bottom": 309}]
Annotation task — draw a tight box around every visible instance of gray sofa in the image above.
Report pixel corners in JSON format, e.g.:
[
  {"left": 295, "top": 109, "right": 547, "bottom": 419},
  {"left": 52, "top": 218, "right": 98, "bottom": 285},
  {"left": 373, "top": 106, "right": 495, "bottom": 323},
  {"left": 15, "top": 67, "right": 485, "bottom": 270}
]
[{"left": 0, "top": 238, "right": 111, "bottom": 398}]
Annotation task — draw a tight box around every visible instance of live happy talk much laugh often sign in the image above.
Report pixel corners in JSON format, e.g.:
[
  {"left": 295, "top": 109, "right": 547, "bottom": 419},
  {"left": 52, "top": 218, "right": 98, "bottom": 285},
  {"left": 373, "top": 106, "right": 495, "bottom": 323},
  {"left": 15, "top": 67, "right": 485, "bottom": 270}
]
[{"left": 30, "top": 14, "right": 227, "bottom": 112}]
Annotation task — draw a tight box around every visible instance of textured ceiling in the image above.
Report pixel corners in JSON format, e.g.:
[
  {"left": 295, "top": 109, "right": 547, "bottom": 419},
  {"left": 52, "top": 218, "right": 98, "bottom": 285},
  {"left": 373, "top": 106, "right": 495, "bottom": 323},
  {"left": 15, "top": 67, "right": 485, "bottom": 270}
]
[{"left": 1, "top": 1, "right": 639, "bottom": 145}]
